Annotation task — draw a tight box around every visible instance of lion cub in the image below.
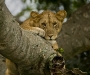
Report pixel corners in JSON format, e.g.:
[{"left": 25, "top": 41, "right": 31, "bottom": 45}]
[
  {"left": 6, "top": 10, "right": 67, "bottom": 75},
  {"left": 20, "top": 10, "right": 67, "bottom": 49}
]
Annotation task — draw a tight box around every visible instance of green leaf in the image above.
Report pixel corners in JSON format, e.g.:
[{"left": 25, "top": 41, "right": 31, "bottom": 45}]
[{"left": 57, "top": 48, "right": 64, "bottom": 54}]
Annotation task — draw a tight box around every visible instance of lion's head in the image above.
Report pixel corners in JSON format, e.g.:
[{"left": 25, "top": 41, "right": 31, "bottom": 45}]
[{"left": 30, "top": 10, "right": 67, "bottom": 40}]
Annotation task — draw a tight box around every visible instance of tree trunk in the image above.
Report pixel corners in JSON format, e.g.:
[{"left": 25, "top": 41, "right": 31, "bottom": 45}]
[{"left": 57, "top": 3, "right": 90, "bottom": 60}]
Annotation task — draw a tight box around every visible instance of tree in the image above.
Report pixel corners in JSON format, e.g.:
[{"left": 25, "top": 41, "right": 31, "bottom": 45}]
[{"left": 0, "top": 0, "right": 90, "bottom": 75}]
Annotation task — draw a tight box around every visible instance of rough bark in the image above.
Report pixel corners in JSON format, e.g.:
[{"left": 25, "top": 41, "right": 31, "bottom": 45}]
[
  {"left": 0, "top": 0, "right": 88, "bottom": 75},
  {"left": 0, "top": 0, "right": 59, "bottom": 75},
  {"left": 0, "top": 55, "right": 6, "bottom": 75},
  {"left": 57, "top": 3, "right": 90, "bottom": 60}
]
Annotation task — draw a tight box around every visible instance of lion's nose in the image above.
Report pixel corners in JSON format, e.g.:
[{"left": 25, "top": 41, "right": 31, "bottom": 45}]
[{"left": 48, "top": 34, "right": 53, "bottom": 38}]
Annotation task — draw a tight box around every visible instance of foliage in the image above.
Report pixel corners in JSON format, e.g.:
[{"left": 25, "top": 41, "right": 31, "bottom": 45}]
[
  {"left": 18, "top": 0, "right": 87, "bottom": 17},
  {"left": 16, "top": 0, "right": 88, "bottom": 21},
  {"left": 57, "top": 48, "right": 64, "bottom": 54},
  {"left": 38, "top": 0, "right": 86, "bottom": 17}
]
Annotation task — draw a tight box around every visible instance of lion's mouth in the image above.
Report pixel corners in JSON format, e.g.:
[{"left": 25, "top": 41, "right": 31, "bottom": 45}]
[{"left": 44, "top": 35, "right": 57, "bottom": 40}]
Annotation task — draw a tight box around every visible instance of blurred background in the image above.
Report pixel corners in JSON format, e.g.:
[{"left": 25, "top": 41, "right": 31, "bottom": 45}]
[{"left": 5, "top": 0, "right": 90, "bottom": 74}]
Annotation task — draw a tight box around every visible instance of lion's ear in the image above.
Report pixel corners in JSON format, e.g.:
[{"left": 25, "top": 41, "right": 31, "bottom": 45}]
[
  {"left": 30, "top": 11, "right": 39, "bottom": 18},
  {"left": 56, "top": 10, "right": 67, "bottom": 22}
]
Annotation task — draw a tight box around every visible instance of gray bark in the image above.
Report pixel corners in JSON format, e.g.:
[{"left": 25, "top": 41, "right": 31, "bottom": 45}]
[
  {"left": 0, "top": 0, "right": 59, "bottom": 75},
  {"left": 57, "top": 3, "right": 90, "bottom": 60},
  {"left": 0, "top": 0, "right": 89, "bottom": 75}
]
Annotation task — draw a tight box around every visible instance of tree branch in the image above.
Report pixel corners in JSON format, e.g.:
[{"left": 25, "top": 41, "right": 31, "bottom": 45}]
[
  {"left": 0, "top": 0, "right": 88, "bottom": 75},
  {"left": 0, "top": 0, "right": 58, "bottom": 75},
  {"left": 57, "top": 3, "right": 90, "bottom": 60}
]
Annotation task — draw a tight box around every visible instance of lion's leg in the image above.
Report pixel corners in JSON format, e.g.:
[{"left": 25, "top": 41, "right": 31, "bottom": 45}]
[
  {"left": 21, "top": 24, "right": 45, "bottom": 37},
  {"left": 52, "top": 41, "right": 59, "bottom": 50},
  {"left": 48, "top": 40, "right": 59, "bottom": 50},
  {"left": 5, "top": 59, "right": 19, "bottom": 75},
  {"left": 29, "top": 27, "right": 45, "bottom": 37}
]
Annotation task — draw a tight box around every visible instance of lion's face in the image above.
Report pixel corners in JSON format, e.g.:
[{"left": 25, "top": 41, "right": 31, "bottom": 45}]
[
  {"left": 38, "top": 12, "right": 62, "bottom": 40},
  {"left": 30, "top": 10, "right": 67, "bottom": 40}
]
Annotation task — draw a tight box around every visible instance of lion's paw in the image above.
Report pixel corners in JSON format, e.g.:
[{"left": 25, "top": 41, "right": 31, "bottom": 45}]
[{"left": 32, "top": 27, "right": 45, "bottom": 37}]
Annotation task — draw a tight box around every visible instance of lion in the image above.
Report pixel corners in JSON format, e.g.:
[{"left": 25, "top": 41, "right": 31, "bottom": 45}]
[
  {"left": 20, "top": 10, "right": 67, "bottom": 49},
  {"left": 6, "top": 10, "right": 67, "bottom": 75}
]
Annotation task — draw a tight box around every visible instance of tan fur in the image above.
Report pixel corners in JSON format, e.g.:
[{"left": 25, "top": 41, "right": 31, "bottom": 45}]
[
  {"left": 6, "top": 10, "right": 67, "bottom": 75},
  {"left": 21, "top": 10, "right": 67, "bottom": 40},
  {"left": 5, "top": 59, "right": 19, "bottom": 75}
]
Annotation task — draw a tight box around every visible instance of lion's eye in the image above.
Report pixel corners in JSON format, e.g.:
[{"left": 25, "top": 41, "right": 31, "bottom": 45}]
[
  {"left": 53, "top": 22, "right": 57, "bottom": 27},
  {"left": 41, "top": 23, "right": 46, "bottom": 27}
]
